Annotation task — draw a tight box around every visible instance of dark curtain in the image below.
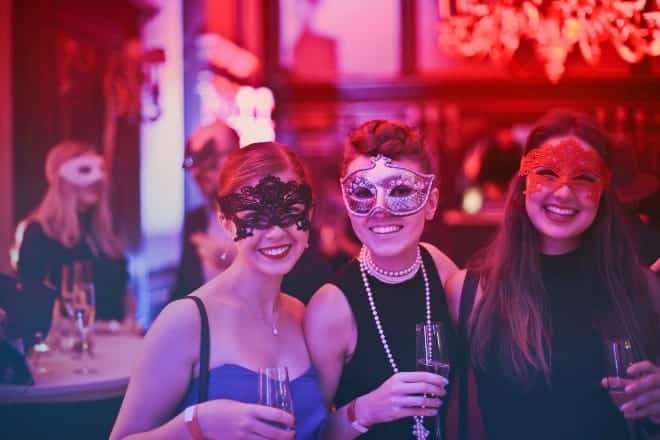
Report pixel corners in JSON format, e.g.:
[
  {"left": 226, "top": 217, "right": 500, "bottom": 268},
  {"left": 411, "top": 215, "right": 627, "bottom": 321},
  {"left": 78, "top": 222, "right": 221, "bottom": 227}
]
[
  {"left": 12, "top": 0, "right": 60, "bottom": 222},
  {"left": 12, "top": 0, "right": 145, "bottom": 250}
]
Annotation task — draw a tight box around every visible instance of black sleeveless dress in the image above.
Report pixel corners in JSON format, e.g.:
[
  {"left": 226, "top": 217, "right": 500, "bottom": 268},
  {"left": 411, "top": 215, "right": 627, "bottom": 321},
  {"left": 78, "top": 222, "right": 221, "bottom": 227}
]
[
  {"left": 333, "top": 246, "right": 454, "bottom": 439},
  {"left": 473, "top": 249, "right": 631, "bottom": 440}
]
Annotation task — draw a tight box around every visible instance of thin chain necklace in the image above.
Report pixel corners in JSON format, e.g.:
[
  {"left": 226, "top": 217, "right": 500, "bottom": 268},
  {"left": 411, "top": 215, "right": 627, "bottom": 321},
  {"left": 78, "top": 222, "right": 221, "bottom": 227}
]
[
  {"left": 271, "top": 296, "right": 280, "bottom": 336},
  {"left": 358, "top": 247, "right": 432, "bottom": 440}
]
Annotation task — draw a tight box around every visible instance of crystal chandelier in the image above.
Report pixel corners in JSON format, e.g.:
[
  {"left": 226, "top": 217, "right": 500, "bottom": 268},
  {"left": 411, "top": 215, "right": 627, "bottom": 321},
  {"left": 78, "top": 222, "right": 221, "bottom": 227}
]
[{"left": 438, "top": 0, "right": 660, "bottom": 83}]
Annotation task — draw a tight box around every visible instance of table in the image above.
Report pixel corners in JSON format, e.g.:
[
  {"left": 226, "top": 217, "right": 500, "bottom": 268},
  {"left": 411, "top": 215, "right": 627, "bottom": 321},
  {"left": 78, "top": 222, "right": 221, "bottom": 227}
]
[
  {"left": 0, "top": 332, "right": 143, "bottom": 404},
  {"left": 1, "top": 332, "right": 143, "bottom": 439}
]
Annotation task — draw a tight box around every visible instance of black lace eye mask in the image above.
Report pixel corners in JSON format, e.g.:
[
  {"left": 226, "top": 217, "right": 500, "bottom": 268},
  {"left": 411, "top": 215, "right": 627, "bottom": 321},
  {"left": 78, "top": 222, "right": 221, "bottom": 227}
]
[{"left": 217, "top": 175, "right": 313, "bottom": 241}]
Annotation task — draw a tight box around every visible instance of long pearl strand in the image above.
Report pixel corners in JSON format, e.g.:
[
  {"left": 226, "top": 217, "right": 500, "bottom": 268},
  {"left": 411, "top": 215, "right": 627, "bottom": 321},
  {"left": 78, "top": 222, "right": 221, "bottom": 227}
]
[
  {"left": 361, "top": 246, "right": 422, "bottom": 284},
  {"left": 358, "top": 247, "right": 432, "bottom": 440}
]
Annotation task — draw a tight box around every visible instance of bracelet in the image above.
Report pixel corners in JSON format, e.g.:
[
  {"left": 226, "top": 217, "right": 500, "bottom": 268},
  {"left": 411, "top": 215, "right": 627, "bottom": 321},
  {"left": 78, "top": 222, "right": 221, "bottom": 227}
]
[
  {"left": 183, "top": 405, "right": 206, "bottom": 440},
  {"left": 347, "top": 399, "right": 369, "bottom": 433}
]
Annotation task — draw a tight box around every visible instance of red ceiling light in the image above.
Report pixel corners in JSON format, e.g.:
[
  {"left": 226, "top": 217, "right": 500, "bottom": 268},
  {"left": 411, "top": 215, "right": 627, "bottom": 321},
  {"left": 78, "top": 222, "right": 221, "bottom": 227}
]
[{"left": 438, "top": 0, "right": 660, "bottom": 82}]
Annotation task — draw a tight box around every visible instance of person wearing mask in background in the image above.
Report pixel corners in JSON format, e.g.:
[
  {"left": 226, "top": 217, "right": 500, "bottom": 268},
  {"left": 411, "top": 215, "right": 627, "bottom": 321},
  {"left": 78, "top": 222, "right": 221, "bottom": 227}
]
[
  {"left": 170, "top": 120, "right": 240, "bottom": 302},
  {"left": 16, "top": 140, "right": 133, "bottom": 327}
]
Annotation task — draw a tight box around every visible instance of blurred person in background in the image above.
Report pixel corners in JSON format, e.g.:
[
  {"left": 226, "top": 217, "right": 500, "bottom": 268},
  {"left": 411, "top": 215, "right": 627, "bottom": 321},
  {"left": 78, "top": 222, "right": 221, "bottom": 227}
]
[
  {"left": 14, "top": 140, "right": 133, "bottom": 327},
  {"left": 463, "top": 123, "right": 524, "bottom": 203},
  {"left": 111, "top": 142, "right": 327, "bottom": 440},
  {"left": 610, "top": 141, "right": 660, "bottom": 268},
  {"left": 170, "top": 120, "right": 240, "bottom": 302}
]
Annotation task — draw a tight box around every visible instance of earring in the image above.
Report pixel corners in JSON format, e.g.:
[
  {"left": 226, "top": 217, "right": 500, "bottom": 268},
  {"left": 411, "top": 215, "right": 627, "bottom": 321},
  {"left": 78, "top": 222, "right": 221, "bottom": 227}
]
[{"left": 305, "top": 242, "right": 310, "bottom": 249}]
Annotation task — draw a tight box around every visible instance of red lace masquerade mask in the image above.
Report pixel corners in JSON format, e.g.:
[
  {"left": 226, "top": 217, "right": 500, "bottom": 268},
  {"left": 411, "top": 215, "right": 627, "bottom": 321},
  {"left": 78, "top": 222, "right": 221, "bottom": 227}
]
[{"left": 519, "top": 138, "right": 611, "bottom": 202}]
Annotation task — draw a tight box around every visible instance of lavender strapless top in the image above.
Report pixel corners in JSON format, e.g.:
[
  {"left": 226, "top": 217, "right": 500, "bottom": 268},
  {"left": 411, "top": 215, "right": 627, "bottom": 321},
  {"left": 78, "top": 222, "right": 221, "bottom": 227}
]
[{"left": 179, "top": 364, "right": 327, "bottom": 440}]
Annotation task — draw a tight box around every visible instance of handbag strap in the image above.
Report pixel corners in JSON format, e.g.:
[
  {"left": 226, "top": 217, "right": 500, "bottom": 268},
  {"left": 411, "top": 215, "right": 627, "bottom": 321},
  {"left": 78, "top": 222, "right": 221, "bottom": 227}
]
[
  {"left": 458, "top": 270, "right": 479, "bottom": 440},
  {"left": 184, "top": 295, "right": 210, "bottom": 403}
]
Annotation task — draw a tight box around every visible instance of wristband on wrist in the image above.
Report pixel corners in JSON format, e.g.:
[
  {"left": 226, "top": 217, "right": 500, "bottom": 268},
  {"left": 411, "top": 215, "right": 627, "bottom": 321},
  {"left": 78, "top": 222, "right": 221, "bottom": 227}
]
[
  {"left": 347, "top": 398, "right": 369, "bottom": 433},
  {"left": 183, "top": 405, "right": 206, "bottom": 440}
]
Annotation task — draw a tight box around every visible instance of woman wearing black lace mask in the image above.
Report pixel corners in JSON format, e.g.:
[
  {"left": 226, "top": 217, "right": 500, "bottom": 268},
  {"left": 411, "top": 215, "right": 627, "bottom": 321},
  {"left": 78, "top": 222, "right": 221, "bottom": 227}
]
[{"left": 111, "top": 142, "right": 327, "bottom": 440}]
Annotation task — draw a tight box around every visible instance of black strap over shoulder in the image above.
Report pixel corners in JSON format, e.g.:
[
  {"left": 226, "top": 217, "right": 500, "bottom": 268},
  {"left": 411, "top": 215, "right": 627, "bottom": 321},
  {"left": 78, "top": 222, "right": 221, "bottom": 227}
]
[
  {"left": 458, "top": 270, "right": 479, "bottom": 440},
  {"left": 184, "top": 295, "right": 210, "bottom": 403},
  {"left": 459, "top": 271, "right": 479, "bottom": 342}
]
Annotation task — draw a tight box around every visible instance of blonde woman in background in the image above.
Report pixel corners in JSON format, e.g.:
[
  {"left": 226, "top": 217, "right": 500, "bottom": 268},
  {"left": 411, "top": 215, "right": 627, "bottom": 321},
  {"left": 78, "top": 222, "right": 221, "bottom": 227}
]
[{"left": 15, "top": 140, "right": 134, "bottom": 326}]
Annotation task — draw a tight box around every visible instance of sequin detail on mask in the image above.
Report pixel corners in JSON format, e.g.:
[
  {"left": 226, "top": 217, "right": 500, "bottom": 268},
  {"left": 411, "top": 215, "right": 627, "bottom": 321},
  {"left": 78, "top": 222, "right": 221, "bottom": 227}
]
[{"left": 341, "top": 155, "right": 434, "bottom": 217}]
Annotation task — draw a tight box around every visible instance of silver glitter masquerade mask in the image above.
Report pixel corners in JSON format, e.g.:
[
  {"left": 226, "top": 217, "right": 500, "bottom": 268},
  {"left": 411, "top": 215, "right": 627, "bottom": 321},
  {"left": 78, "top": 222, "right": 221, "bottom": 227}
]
[{"left": 341, "top": 154, "right": 435, "bottom": 217}]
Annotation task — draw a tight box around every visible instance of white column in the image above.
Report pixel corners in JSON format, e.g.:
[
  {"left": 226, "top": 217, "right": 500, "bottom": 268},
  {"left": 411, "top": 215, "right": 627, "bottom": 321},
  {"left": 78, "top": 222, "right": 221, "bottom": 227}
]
[{"left": 138, "top": 0, "right": 185, "bottom": 322}]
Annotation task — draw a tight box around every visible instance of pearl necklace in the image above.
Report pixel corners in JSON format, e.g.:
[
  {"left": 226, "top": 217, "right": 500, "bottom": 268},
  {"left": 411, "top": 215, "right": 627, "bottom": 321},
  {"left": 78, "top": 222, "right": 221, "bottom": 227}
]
[
  {"left": 358, "top": 248, "right": 432, "bottom": 440},
  {"left": 361, "top": 246, "right": 422, "bottom": 284}
]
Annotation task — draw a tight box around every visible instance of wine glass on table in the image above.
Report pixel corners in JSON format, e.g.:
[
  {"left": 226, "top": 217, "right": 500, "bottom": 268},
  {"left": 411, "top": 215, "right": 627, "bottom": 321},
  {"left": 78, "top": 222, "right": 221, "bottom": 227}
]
[
  {"left": 71, "top": 260, "right": 96, "bottom": 374},
  {"left": 28, "top": 331, "right": 50, "bottom": 375},
  {"left": 604, "top": 338, "right": 639, "bottom": 407},
  {"left": 416, "top": 322, "right": 451, "bottom": 440},
  {"left": 258, "top": 366, "right": 295, "bottom": 431}
]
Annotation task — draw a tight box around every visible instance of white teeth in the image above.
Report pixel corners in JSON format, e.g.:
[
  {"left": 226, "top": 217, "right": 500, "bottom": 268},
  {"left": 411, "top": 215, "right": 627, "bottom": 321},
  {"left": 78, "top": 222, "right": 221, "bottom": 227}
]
[
  {"left": 259, "top": 245, "right": 290, "bottom": 256},
  {"left": 370, "top": 225, "right": 402, "bottom": 234},
  {"left": 545, "top": 205, "right": 577, "bottom": 216}
]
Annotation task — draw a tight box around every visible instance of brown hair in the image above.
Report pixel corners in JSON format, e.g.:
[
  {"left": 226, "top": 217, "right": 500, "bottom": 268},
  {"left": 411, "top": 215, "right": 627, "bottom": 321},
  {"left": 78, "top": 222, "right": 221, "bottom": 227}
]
[
  {"left": 28, "top": 140, "right": 123, "bottom": 257},
  {"left": 217, "top": 141, "right": 312, "bottom": 202},
  {"left": 341, "top": 120, "right": 437, "bottom": 177},
  {"left": 470, "top": 110, "right": 660, "bottom": 382}
]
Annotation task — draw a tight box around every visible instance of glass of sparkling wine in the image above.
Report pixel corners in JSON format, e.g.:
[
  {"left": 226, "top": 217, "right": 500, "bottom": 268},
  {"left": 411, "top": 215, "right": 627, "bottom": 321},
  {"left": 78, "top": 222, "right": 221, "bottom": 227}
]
[
  {"left": 416, "top": 322, "right": 450, "bottom": 440},
  {"left": 258, "top": 367, "right": 294, "bottom": 431},
  {"left": 604, "top": 338, "right": 638, "bottom": 406},
  {"left": 416, "top": 322, "right": 451, "bottom": 377},
  {"left": 72, "top": 261, "right": 96, "bottom": 374},
  {"left": 58, "top": 263, "right": 78, "bottom": 351}
]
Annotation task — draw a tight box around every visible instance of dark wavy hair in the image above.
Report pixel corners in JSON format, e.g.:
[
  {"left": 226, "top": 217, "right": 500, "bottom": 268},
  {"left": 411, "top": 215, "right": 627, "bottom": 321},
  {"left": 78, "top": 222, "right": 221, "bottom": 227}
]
[{"left": 470, "top": 109, "right": 660, "bottom": 383}]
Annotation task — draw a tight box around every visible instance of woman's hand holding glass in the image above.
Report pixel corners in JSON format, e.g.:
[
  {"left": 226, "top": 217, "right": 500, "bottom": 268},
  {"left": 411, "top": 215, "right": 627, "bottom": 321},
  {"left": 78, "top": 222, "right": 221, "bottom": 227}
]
[
  {"left": 353, "top": 372, "right": 447, "bottom": 427},
  {"left": 194, "top": 399, "right": 295, "bottom": 440},
  {"left": 605, "top": 360, "right": 660, "bottom": 423},
  {"left": 601, "top": 338, "right": 660, "bottom": 423}
]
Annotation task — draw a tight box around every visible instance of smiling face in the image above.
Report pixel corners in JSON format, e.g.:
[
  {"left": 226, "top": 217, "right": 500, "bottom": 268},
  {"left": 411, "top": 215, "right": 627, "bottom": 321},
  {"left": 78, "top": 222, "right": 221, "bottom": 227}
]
[
  {"left": 220, "top": 170, "right": 312, "bottom": 276},
  {"left": 342, "top": 154, "right": 438, "bottom": 259},
  {"left": 522, "top": 136, "right": 609, "bottom": 253}
]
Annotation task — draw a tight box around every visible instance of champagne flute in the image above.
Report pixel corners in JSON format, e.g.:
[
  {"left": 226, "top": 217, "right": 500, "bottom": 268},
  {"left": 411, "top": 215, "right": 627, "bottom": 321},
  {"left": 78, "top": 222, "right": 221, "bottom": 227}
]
[
  {"left": 258, "top": 366, "right": 294, "bottom": 431},
  {"left": 604, "top": 338, "right": 638, "bottom": 406},
  {"left": 58, "top": 263, "right": 77, "bottom": 352},
  {"left": 72, "top": 260, "right": 96, "bottom": 374},
  {"left": 416, "top": 322, "right": 451, "bottom": 378},
  {"left": 416, "top": 322, "right": 450, "bottom": 440}
]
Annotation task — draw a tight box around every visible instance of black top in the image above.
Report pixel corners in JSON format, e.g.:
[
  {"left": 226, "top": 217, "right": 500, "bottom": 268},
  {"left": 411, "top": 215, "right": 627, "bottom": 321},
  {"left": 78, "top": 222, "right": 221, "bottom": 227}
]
[
  {"left": 17, "top": 221, "right": 128, "bottom": 321},
  {"left": 333, "top": 246, "right": 453, "bottom": 439},
  {"left": 473, "top": 249, "right": 630, "bottom": 440}
]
